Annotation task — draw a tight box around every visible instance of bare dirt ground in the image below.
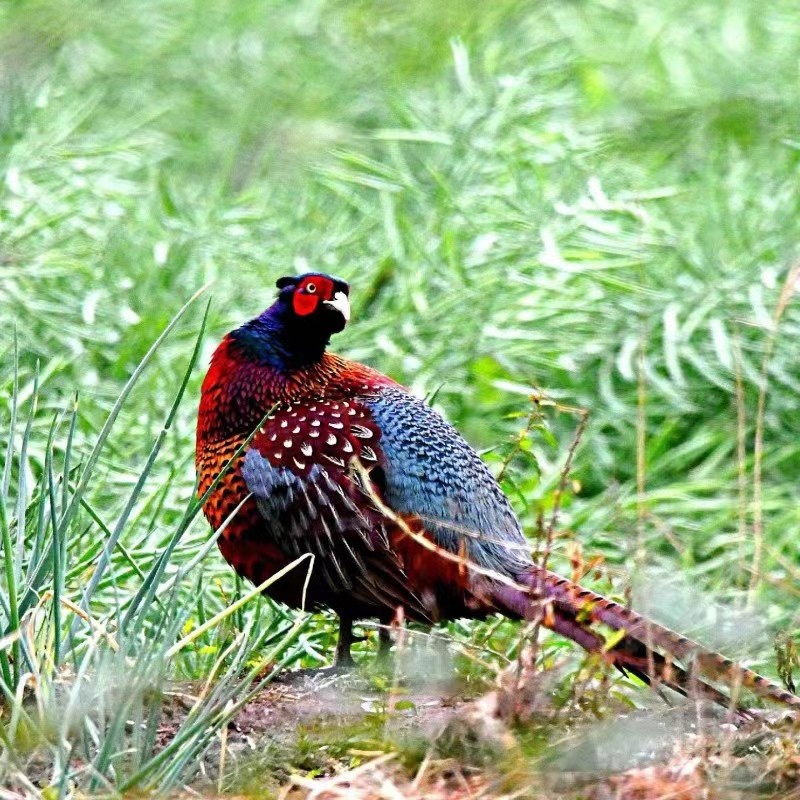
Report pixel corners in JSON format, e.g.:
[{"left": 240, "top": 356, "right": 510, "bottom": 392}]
[
  {"left": 157, "top": 666, "right": 478, "bottom": 797},
  {"left": 155, "top": 663, "right": 800, "bottom": 800}
]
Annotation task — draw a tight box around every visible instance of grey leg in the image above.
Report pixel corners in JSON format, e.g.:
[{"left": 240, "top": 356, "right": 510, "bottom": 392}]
[{"left": 335, "top": 615, "right": 356, "bottom": 667}]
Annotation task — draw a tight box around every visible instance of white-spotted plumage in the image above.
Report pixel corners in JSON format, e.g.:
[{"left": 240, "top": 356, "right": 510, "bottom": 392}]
[
  {"left": 253, "top": 402, "right": 383, "bottom": 528},
  {"left": 237, "top": 394, "right": 440, "bottom": 628}
]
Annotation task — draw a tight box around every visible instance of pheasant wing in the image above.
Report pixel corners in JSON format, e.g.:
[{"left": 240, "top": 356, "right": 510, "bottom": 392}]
[
  {"left": 363, "top": 387, "right": 530, "bottom": 573},
  {"left": 241, "top": 397, "right": 430, "bottom": 619}
]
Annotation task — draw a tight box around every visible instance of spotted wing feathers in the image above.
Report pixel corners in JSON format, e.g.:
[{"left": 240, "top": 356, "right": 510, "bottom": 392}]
[{"left": 241, "top": 398, "right": 428, "bottom": 619}]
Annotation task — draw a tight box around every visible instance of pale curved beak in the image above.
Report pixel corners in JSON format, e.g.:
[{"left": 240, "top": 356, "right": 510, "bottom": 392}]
[{"left": 324, "top": 291, "right": 351, "bottom": 324}]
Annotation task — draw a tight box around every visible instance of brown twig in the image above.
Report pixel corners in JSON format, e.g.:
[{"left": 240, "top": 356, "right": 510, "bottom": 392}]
[
  {"left": 540, "top": 404, "right": 588, "bottom": 575},
  {"left": 732, "top": 324, "right": 749, "bottom": 585},
  {"left": 748, "top": 261, "right": 800, "bottom": 605}
]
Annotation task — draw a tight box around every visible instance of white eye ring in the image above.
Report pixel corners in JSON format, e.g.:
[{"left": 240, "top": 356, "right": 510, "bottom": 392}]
[{"left": 305, "top": 282, "right": 316, "bottom": 294}]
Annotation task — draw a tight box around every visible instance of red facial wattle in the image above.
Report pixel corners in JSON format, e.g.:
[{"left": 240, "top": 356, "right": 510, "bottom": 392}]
[
  {"left": 292, "top": 276, "right": 335, "bottom": 316},
  {"left": 293, "top": 292, "right": 319, "bottom": 316}
]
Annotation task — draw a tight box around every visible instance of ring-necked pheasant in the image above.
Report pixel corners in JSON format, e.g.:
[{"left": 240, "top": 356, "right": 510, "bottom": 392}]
[{"left": 196, "top": 272, "right": 800, "bottom": 715}]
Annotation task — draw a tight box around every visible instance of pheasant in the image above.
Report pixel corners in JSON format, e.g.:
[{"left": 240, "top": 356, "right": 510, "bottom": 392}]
[{"left": 196, "top": 272, "right": 800, "bottom": 715}]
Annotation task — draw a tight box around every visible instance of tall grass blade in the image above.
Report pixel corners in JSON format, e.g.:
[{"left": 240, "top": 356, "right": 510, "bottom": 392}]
[{"left": 69, "top": 297, "right": 211, "bottom": 636}]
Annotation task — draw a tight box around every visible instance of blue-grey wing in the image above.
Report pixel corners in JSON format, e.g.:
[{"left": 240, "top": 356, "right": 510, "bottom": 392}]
[{"left": 364, "top": 387, "right": 529, "bottom": 573}]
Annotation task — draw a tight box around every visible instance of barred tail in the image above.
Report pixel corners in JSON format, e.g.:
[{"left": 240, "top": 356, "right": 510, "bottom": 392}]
[{"left": 495, "top": 566, "right": 800, "bottom": 715}]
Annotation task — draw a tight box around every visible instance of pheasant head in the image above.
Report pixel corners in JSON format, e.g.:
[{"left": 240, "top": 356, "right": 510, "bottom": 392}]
[{"left": 231, "top": 273, "right": 351, "bottom": 369}]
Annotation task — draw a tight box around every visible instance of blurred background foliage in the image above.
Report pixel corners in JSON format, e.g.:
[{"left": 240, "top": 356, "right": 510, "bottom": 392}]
[{"left": 1, "top": 0, "right": 800, "bottom": 697}]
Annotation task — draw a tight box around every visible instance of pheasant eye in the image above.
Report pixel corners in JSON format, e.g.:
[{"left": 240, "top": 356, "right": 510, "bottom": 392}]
[{"left": 305, "top": 283, "right": 317, "bottom": 294}]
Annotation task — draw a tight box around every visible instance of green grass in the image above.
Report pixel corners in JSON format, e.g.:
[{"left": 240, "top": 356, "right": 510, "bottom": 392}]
[{"left": 1, "top": 0, "right": 800, "bottom": 794}]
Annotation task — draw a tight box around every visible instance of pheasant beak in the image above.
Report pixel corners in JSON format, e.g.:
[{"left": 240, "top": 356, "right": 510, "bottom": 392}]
[{"left": 324, "top": 291, "right": 351, "bottom": 325}]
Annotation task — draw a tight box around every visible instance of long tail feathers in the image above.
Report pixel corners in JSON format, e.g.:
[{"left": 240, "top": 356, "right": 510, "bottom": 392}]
[{"left": 495, "top": 566, "right": 800, "bottom": 715}]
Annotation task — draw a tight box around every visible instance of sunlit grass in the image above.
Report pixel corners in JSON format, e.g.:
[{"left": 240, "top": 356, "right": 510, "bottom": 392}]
[{"left": 1, "top": 0, "right": 800, "bottom": 793}]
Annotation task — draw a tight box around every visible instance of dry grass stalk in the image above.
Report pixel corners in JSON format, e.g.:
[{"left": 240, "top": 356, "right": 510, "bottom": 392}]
[{"left": 748, "top": 261, "right": 800, "bottom": 604}]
